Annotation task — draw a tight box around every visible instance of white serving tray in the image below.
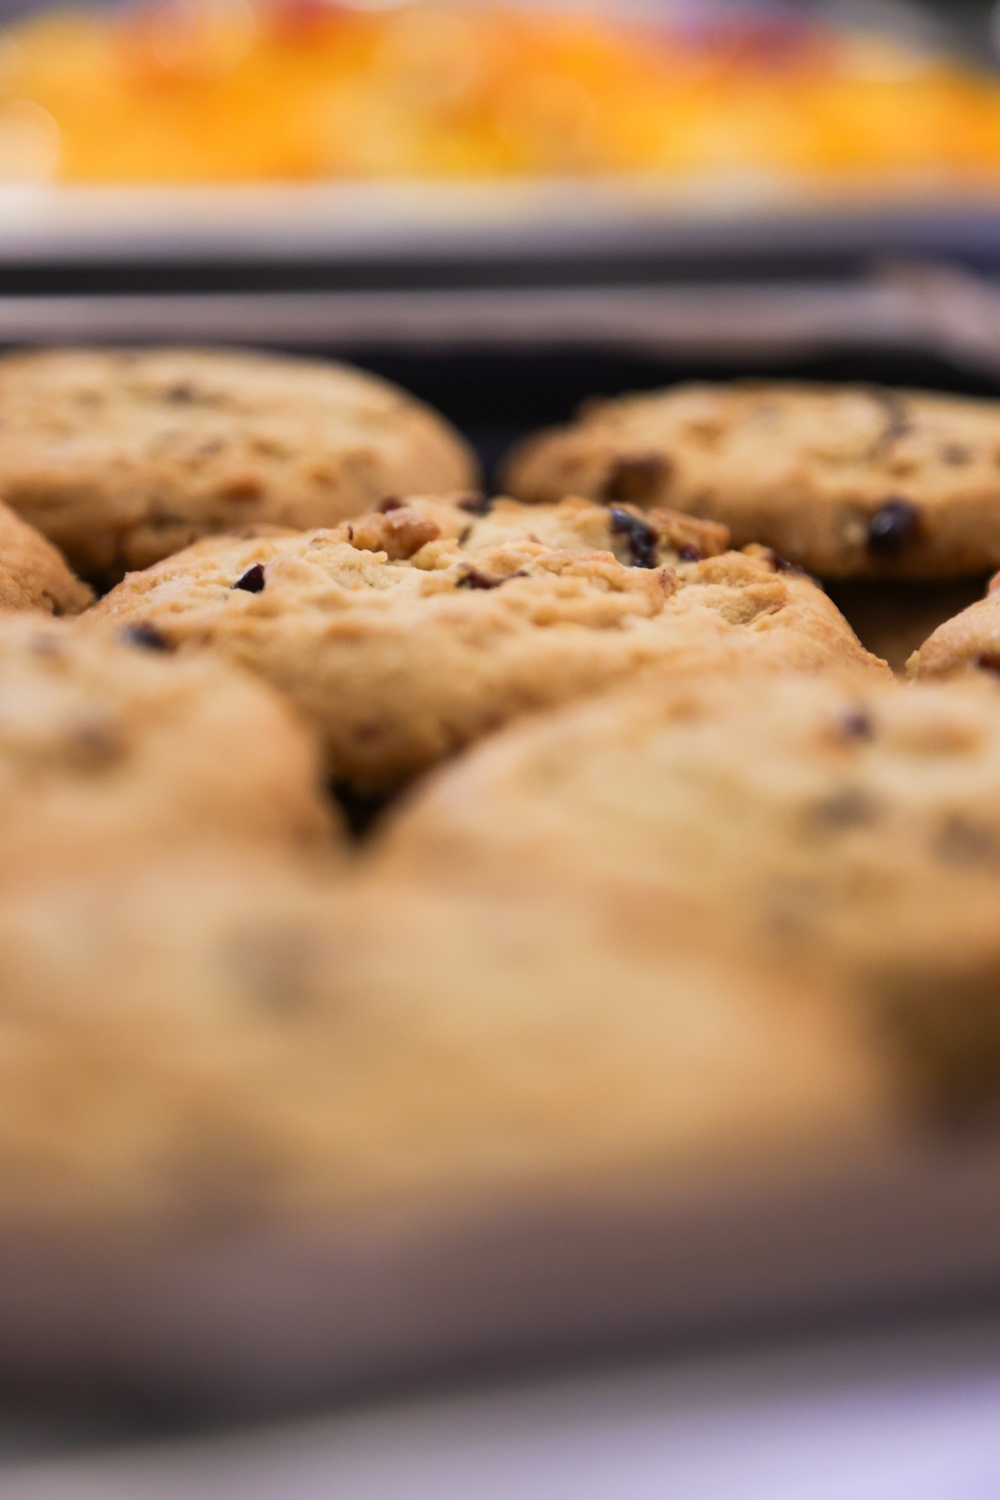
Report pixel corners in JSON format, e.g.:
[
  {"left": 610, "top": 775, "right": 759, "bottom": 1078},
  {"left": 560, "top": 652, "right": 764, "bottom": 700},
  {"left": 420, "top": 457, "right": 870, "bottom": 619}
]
[{"left": 2, "top": 1136, "right": 1000, "bottom": 1417}]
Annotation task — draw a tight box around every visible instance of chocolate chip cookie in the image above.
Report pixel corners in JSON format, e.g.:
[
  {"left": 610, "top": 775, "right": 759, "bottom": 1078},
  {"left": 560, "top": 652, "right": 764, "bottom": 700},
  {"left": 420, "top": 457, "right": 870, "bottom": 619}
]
[
  {"left": 504, "top": 381, "right": 1000, "bottom": 580},
  {"left": 0, "top": 499, "right": 91, "bottom": 616},
  {"left": 0, "top": 858, "right": 884, "bottom": 1227},
  {"left": 908, "top": 573, "right": 1000, "bottom": 681},
  {"left": 0, "top": 346, "right": 477, "bottom": 582},
  {"left": 378, "top": 666, "right": 1000, "bottom": 1105},
  {"left": 89, "top": 498, "right": 886, "bottom": 791},
  {"left": 0, "top": 613, "right": 337, "bottom": 883}
]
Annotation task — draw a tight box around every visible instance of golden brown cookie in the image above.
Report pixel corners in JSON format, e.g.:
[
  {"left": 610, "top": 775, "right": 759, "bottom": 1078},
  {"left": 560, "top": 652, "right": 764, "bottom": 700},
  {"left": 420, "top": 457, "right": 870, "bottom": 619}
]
[
  {"left": 89, "top": 499, "right": 885, "bottom": 791},
  {"left": 0, "top": 859, "right": 886, "bottom": 1229},
  {"left": 0, "top": 613, "right": 338, "bottom": 884},
  {"left": 504, "top": 381, "right": 1000, "bottom": 580},
  {"left": 377, "top": 666, "right": 1000, "bottom": 1076},
  {"left": 0, "top": 346, "right": 477, "bottom": 582},
  {"left": 908, "top": 573, "right": 1000, "bottom": 680},
  {"left": 0, "top": 498, "right": 91, "bottom": 615}
]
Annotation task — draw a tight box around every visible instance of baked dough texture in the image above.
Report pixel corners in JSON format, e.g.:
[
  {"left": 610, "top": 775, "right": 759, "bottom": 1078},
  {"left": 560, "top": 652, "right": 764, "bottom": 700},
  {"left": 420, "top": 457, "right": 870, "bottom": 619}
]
[
  {"left": 397, "top": 491, "right": 732, "bottom": 566},
  {"left": 0, "top": 498, "right": 91, "bottom": 615},
  {"left": 89, "top": 498, "right": 886, "bottom": 790},
  {"left": 0, "top": 613, "right": 337, "bottom": 883},
  {"left": 378, "top": 667, "right": 1000, "bottom": 1064},
  {"left": 504, "top": 381, "right": 1000, "bottom": 580},
  {"left": 0, "top": 859, "right": 885, "bottom": 1228},
  {"left": 0, "top": 346, "right": 478, "bottom": 581}
]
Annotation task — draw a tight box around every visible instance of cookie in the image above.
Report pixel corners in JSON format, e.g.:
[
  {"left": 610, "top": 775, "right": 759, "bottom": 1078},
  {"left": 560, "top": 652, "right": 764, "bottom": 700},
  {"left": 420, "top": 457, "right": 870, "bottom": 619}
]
[
  {"left": 0, "top": 613, "right": 337, "bottom": 884},
  {"left": 0, "top": 498, "right": 91, "bottom": 616},
  {"left": 377, "top": 668, "right": 1000, "bottom": 1073},
  {"left": 504, "top": 381, "right": 1000, "bottom": 580},
  {"left": 0, "top": 346, "right": 478, "bottom": 582},
  {"left": 89, "top": 499, "right": 886, "bottom": 791},
  {"left": 0, "top": 858, "right": 886, "bottom": 1228},
  {"left": 908, "top": 574, "right": 1000, "bottom": 681}
]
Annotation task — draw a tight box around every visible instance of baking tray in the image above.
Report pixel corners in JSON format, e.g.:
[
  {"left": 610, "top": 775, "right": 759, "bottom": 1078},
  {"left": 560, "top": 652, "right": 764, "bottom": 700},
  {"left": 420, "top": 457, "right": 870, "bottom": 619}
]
[
  {"left": 1, "top": 283, "right": 1000, "bottom": 1423},
  {"left": 3, "top": 1138, "right": 1000, "bottom": 1419},
  {"left": 5, "top": 181, "right": 1000, "bottom": 279}
]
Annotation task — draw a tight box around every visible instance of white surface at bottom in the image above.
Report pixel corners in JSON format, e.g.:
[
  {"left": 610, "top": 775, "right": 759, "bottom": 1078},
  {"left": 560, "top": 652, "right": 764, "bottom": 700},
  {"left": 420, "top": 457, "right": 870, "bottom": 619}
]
[{"left": 5, "top": 1317, "right": 1000, "bottom": 1500}]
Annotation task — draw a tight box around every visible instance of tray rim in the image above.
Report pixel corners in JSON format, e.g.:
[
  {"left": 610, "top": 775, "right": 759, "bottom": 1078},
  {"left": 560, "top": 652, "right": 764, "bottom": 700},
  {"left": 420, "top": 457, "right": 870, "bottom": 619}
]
[
  {"left": 4, "top": 176, "right": 1000, "bottom": 264},
  {"left": 3, "top": 1132, "right": 1000, "bottom": 1417}
]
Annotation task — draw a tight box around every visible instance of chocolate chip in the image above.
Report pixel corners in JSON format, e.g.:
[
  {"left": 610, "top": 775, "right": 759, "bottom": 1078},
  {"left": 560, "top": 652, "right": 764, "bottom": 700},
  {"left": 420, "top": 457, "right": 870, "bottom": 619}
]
[
  {"left": 602, "top": 454, "right": 669, "bottom": 504},
  {"left": 233, "top": 563, "right": 266, "bottom": 593},
  {"left": 608, "top": 507, "right": 659, "bottom": 568},
  {"left": 457, "top": 493, "right": 494, "bottom": 516},
  {"left": 377, "top": 496, "right": 404, "bottom": 513},
  {"left": 806, "top": 788, "right": 880, "bottom": 832},
  {"left": 934, "top": 814, "right": 1000, "bottom": 869},
  {"left": 867, "top": 498, "right": 921, "bottom": 557},
  {"left": 976, "top": 653, "right": 1000, "bottom": 677},
  {"left": 165, "top": 382, "right": 196, "bottom": 403},
  {"left": 456, "top": 566, "right": 525, "bottom": 590},
  {"left": 838, "top": 708, "right": 874, "bottom": 742},
  {"left": 66, "top": 718, "right": 128, "bottom": 771},
  {"left": 122, "top": 622, "right": 170, "bottom": 653},
  {"left": 678, "top": 544, "right": 702, "bottom": 563}
]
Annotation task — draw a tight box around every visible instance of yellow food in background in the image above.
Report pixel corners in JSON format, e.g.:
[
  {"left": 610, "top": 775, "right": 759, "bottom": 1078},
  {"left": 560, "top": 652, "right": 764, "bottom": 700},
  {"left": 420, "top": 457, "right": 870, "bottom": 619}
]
[{"left": 1, "top": 0, "right": 1000, "bottom": 186}]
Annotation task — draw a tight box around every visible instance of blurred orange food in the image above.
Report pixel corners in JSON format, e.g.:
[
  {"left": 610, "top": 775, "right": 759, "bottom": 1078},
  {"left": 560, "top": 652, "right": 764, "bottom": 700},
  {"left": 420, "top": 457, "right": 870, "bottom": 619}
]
[{"left": 2, "top": 0, "right": 1000, "bottom": 187}]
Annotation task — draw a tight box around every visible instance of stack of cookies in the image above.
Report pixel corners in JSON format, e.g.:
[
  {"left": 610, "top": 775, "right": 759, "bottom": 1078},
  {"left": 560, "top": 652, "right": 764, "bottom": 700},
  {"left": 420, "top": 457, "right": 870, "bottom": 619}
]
[{"left": 2, "top": 347, "right": 1000, "bottom": 1284}]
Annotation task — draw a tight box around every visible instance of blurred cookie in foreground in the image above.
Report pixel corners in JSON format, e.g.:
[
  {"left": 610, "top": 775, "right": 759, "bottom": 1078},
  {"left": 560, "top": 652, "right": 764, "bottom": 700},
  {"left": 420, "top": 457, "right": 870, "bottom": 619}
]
[
  {"left": 0, "top": 499, "right": 91, "bottom": 616},
  {"left": 505, "top": 382, "right": 1000, "bottom": 580},
  {"left": 90, "top": 499, "right": 885, "bottom": 792},
  {"left": 0, "top": 858, "right": 888, "bottom": 1229},
  {"left": 376, "top": 669, "right": 1000, "bottom": 1011},
  {"left": 909, "top": 573, "right": 1000, "bottom": 680},
  {"left": 0, "top": 347, "right": 478, "bottom": 583},
  {"left": 0, "top": 614, "right": 337, "bottom": 885}
]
